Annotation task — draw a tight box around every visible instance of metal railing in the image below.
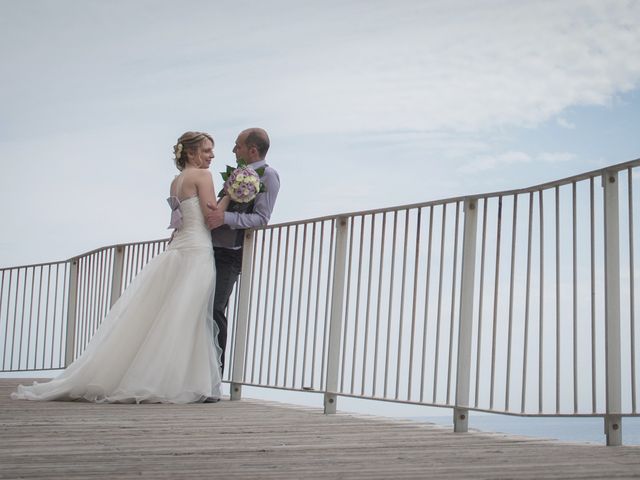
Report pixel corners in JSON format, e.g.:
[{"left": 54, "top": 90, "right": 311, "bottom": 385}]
[{"left": 2, "top": 158, "right": 639, "bottom": 445}]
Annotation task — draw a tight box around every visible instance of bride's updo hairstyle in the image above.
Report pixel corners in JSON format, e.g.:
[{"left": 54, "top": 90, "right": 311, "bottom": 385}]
[{"left": 173, "top": 131, "right": 214, "bottom": 171}]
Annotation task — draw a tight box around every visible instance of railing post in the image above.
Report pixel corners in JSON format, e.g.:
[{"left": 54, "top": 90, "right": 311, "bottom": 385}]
[
  {"left": 230, "top": 230, "right": 255, "bottom": 401},
  {"left": 324, "top": 217, "right": 349, "bottom": 414},
  {"left": 64, "top": 257, "right": 79, "bottom": 367},
  {"left": 454, "top": 198, "right": 478, "bottom": 432},
  {"left": 110, "top": 245, "right": 125, "bottom": 307},
  {"left": 603, "top": 171, "right": 622, "bottom": 446}
]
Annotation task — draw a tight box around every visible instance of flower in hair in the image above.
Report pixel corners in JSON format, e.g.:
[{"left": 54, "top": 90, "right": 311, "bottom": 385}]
[{"left": 174, "top": 143, "right": 183, "bottom": 160}]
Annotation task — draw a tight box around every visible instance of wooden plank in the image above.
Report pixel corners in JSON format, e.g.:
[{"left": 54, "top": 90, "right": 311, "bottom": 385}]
[{"left": 1, "top": 379, "right": 639, "bottom": 479}]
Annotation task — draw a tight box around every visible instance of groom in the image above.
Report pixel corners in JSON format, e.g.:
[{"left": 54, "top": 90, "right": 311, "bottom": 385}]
[{"left": 206, "top": 128, "right": 280, "bottom": 375}]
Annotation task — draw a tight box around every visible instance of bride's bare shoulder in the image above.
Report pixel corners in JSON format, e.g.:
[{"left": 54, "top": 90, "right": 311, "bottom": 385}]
[
  {"left": 190, "top": 169, "right": 214, "bottom": 184},
  {"left": 179, "top": 168, "right": 211, "bottom": 179}
]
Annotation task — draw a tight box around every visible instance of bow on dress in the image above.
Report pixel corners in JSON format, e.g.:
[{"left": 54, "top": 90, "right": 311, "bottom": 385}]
[{"left": 167, "top": 196, "right": 183, "bottom": 229}]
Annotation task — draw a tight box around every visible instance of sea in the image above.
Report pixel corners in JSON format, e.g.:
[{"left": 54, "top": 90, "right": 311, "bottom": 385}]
[
  {"left": 414, "top": 415, "right": 640, "bottom": 446},
  {"left": 239, "top": 385, "right": 640, "bottom": 446}
]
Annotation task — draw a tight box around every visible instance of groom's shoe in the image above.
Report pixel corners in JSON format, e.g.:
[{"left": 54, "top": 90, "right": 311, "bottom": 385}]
[{"left": 203, "top": 396, "right": 220, "bottom": 403}]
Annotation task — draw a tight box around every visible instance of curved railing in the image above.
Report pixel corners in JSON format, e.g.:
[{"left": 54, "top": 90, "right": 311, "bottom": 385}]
[{"left": 2, "top": 158, "right": 639, "bottom": 445}]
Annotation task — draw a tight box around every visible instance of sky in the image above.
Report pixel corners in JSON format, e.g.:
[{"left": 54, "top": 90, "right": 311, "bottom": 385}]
[{"left": 1, "top": 0, "right": 640, "bottom": 268}]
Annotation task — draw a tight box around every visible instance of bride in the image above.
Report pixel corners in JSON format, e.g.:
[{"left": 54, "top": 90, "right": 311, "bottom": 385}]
[{"left": 12, "top": 131, "right": 229, "bottom": 403}]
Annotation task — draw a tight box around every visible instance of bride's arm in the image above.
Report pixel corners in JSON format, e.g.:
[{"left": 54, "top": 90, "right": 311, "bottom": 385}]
[
  {"left": 217, "top": 195, "right": 231, "bottom": 211},
  {"left": 194, "top": 170, "right": 219, "bottom": 219}
]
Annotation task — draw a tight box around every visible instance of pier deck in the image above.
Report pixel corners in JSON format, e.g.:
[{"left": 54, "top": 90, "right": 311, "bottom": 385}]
[{"left": 1, "top": 379, "right": 639, "bottom": 479}]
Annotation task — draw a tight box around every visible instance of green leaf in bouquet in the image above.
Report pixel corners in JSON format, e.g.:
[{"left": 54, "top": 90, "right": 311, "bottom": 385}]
[
  {"left": 259, "top": 184, "right": 266, "bottom": 193},
  {"left": 237, "top": 159, "right": 248, "bottom": 168},
  {"left": 226, "top": 164, "right": 235, "bottom": 175},
  {"left": 255, "top": 167, "right": 265, "bottom": 176},
  {"left": 221, "top": 172, "right": 229, "bottom": 181}
]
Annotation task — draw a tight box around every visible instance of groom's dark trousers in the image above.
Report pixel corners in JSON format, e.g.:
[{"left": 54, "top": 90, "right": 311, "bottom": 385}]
[{"left": 213, "top": 247, "right": 243, "bottom": 375}]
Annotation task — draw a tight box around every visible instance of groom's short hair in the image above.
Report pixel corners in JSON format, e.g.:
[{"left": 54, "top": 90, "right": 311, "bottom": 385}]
[{"left": 244, "top": 128, "right": 270, "bottom": 159}]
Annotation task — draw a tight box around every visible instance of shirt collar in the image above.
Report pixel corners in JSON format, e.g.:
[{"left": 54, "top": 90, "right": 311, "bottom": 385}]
[{"left": 248, "top": 159, "right": 267, "bottom": 170}]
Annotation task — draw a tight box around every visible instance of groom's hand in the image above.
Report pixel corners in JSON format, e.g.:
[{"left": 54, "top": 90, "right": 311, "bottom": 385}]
[{"left": 206, "top": 202, "right": 225, "bottom": 230}]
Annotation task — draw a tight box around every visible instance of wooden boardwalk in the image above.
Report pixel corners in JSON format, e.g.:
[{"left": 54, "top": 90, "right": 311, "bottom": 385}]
[{"left": 1, "top": 379, "right": 639, "bottom": 479}]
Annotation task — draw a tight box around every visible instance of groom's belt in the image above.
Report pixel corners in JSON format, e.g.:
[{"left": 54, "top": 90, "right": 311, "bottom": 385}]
[{"left": 211, "top": 225, "right": 245, "bottom": 249}]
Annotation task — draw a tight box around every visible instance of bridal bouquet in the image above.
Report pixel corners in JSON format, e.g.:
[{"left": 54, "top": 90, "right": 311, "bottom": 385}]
[{"left": 220, "top": 160, "right": 266, "bottom": 203}]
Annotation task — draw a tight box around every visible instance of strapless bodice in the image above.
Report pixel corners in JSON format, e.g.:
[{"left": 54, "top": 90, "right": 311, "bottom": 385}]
[{"left": 167, "top": 196, "right": 212, "bottom": 250}]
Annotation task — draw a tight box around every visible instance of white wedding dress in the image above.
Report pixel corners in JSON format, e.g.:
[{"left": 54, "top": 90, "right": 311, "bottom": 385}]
[{"left": 12, "top": 196, "right": 222, "bottom": 403}]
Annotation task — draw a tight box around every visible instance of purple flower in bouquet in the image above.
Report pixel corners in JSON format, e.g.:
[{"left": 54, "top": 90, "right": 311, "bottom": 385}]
[{"left": 221, "top": 160, "right": 266, "bottom": 204}]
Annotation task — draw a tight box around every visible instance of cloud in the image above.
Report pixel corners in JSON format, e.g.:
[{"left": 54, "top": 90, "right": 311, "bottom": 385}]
[
  {"left": 458, "top": 151, "right": 577, "bottom": 174},
  {"left": 458, "top": 150, "right": 580, "bottom": 174},
  {"left": 557, "top": 118, "right": 576, "bottom": 129},
  {"left": 458, "top": 151, "right": 532, "bottom": 174},
  {"left": 539, "top": 152, "right": 577, "bottom": 163},
  {"left": 1, "top": 0, "right": 639, "bottom": 266},
  {"left": 2, "top": 0, "right": 639, "bottom": 139},
  {"left": 242, "top": 0, "right": 640, "bottom": 135}
]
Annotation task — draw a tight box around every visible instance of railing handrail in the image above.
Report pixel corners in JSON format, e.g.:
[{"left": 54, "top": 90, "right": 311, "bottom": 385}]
[
  {"left": 0, "top": 238, "right": 171, "bottom": 272},
  {"left": 3, "top": 157, "right": 638, "bottom": 271},
  {"left": 246, "top": 157, "right": 640, "bottom": 229}
]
